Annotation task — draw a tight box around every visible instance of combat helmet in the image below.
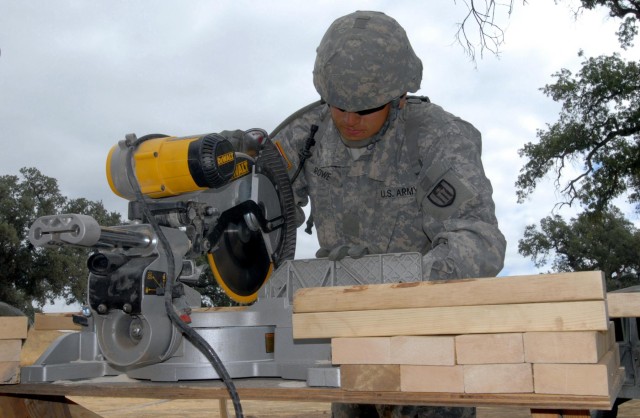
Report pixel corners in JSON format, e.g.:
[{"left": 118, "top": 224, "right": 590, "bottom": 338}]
[{"left": 313, "top": 10, "right": 423, "bottom": 112}]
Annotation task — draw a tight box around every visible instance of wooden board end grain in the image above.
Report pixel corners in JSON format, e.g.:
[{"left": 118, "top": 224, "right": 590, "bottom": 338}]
[
  {"left": 533, "top": 348, "right": 621, "bottom": 396},
  {"left": 331, "top": 337, "right": 390, "bottom": 365},
  {"left": 463, "top": 363, "right": 533, "bottom": 394},
  {"left": 0, "top": 340, "right": 21, "bottom": 363},
  {"left": 455, "top": 333, "right": 524, "bottom": 364},
  {"left": 400, "top": 365, "right": 464, "bottom": 393},
  {"left": 0, "top": 317, "right": 28, "bottom": 340},
  {"left": 391, "top": 336, "right": 456, "bottom": 365},
  {"left": 606, "top": 290, "right": 640, "bottom": 318},
  {"left": 340, "top": 364, "right": 400, "bottom": 391},
  {"left": 524, "top": 323, "right": 614, "bottom": 364},
  {"left": 0, "top": 362, "right": 20, "bottom": 384}
]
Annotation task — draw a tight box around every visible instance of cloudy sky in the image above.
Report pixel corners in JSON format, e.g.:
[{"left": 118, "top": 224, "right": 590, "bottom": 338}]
[{"left": 1, "top": 0, "right": 636, "bottom": 288}]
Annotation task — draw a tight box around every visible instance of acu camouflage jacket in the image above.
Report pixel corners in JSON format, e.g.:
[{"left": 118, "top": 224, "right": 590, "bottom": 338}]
[{"left": 271, "top": 98, "right": 506, "bottom": 280}]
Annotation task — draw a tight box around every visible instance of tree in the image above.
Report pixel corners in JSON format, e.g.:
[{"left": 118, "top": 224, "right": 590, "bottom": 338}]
[
  {"left": 515, "top": 2, "right": 639, "bottom": 211},
  {"left": 191, "top": 256, "right": 237, "bottom": 307},
  {"left": 519, "top": 207, "right": 640, "bottom": 290},
  {"left": 0, "top": 167, "right": 121, "bottom": 318},
  {"left": 458, "top": 1, "right": 638, "bottom": 61},
  {"left": 514, "top": 1, "right": 639, "bottom": 289},
  {"left": 455, "top": 0, "right": 518, "bottom": 61},
  {"left": 516, "top": 52, "right": 640, "bottom": 211}
]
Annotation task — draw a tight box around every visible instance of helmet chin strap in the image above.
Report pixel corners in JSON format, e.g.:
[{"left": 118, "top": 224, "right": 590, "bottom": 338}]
[{"left": 339, "top": 96, "right": 403, "bottom": 149}]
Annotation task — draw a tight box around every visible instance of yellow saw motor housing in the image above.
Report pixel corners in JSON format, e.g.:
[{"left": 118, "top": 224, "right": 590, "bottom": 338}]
[
  {"left": 106, "top": 134, "right": 236, "bottom": 200},
  {"left": 105, "top": 133, "right": 284, "bottom": 304}
]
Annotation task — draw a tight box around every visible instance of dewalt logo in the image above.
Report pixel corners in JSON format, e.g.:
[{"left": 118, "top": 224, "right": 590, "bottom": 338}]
[
  {"left": 232, "top": 160, "right": 250, "bottom": 179},
  {"left": 217, "top": 152, "right": 234, "bottom": 166}
]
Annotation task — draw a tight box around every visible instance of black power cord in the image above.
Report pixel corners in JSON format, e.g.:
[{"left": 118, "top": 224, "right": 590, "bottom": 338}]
[
  {"left": 123, "top": 133, "right": 244, "bottom": 418},
  {"left": 290, "top": 124, "right": 318, "bottom": 183}
]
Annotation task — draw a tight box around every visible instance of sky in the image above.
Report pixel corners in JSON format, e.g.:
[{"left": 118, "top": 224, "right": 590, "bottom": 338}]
[{"left": 0, "top": 0, "right": 637, "bottom": 300}]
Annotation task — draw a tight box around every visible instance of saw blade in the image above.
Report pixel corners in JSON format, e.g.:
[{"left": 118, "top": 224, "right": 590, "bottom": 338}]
[
  {"left": 208, "top": 220, "right": 273, "bottom": 303},
  {"left": 208, "top": 138, "right": 296, "bottom": 303}
]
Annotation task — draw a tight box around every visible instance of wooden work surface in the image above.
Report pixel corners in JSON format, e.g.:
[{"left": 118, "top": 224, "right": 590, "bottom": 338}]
[{"left": 0, "top": 377, "right": 619, "bottom": 410}]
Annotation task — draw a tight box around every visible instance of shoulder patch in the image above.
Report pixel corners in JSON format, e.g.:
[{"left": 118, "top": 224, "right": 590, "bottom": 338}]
[{"left": 427, "top": 179, "right": 456, "bottom": 207}]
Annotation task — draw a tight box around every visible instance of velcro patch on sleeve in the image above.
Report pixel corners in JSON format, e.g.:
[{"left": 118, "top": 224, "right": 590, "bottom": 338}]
[{"left": 418, "top": 163, "right": 475, "bottom": 220}]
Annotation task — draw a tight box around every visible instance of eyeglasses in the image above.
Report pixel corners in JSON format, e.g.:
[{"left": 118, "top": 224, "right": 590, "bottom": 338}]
[{"left": 331, "top": 102, "right": 387, "bottom": 116}]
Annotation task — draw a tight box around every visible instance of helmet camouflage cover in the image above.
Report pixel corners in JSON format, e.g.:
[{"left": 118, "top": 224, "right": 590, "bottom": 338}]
[{"left": 313, "top": 10, "right": 423, "bottom": 112}]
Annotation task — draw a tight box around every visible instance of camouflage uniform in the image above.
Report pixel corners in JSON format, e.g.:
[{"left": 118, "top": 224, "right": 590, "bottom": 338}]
[
  {"left": 269, "top": 10, "right": 506, "bottom": 418},
  {"left": 272, "top": 99, "right": 506, "bottom": 280}
]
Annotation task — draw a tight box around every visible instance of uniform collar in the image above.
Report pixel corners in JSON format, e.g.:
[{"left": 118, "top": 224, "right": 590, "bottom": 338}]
[
  {"left": 316, "top": 116, "right": 404, "bottom": 182},
  {"left": 366, "top": 118, "right": 403, "bottom": 182}
]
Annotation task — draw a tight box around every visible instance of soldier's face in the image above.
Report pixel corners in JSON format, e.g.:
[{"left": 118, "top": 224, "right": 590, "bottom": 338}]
[{"left": 329, "top": 103, "right": 391, "bottom": 141}]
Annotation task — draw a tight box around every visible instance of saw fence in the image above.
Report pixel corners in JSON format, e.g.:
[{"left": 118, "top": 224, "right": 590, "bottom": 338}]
[{"left": 2, "top": 271, "right": 639, "bottom": 418}]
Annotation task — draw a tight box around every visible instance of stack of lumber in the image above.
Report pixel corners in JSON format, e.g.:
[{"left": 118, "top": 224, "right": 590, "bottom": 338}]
[
  {"left": 20, "top": 312, "right": 81, "bottom": 368},
  {"left": 0, "top": 316, "right": 28, "bottom": 384},
  {"left": 292, "top": 271, "right": 624, "bottom": 398}
]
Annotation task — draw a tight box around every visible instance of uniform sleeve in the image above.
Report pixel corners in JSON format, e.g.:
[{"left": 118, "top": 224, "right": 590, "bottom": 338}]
[
  {"left": 415, "top": 109, "right": 506, "bottom": 280},
  {"left": 270, "top": 105, "right": 326, "bottom": 221}
]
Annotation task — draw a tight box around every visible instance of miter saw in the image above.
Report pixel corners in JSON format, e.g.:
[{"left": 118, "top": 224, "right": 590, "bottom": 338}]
[{"left": 21, "top": 129, "right": 334, "bottom": 385}]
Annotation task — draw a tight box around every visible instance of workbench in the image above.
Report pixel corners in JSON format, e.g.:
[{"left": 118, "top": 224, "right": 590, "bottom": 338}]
[
  {"left": 0, "top": 375, "right": 622, "bottom": 418},
  {"left": 4, "top": 272, "right": 637, "bottom": 418}
]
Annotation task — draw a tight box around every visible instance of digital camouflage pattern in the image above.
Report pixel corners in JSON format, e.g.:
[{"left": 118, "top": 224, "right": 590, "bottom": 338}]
[
  {"left": 313, "top": 11, "right": 422, "bottom": 112},
  {"left": 272, "top": 98, "right": 506, "bottom": 281},
  {"left": 332, "top": 403, "right": 476, "bottom": 418},
  {"left": 274, "top": 12, "right": 504, "bottom": 418}
]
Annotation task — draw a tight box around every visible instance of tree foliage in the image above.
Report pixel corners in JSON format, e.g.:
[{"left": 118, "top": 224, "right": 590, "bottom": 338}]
[
  {"left": 514, "top": 1, "right": 640, "bottom": 284},
  {"left": 519, "top": 207, "right": 640, "bottom": 290},
  {"left": 0, "top": 167, "right": 121, "bottom": 317},
  {"left": 516, "top": 52, "right": 640, "bottom": 211},
  {"left": 459, "top": 1, "right": 638, "bottom": 60},
  {"left": 580, "top": 0, "right": 640, "bottom": 49},
  {"left": 190, "top": 256, "right": 237, "bottom": 307},
  {"left": 514, "top": 1, "right": 640, "bottom": 210}
]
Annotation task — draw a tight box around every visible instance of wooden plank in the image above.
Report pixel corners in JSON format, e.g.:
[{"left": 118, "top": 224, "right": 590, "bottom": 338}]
[
  {"left": 331, "top": 337, "right": 390, "bottom": 364},
  {"left": 400, "top": 365, "right": 464, "bottom": 393},
  {"left": 0, "top": 395, "right": 29, "bottom": 418},
  {"left": 34, "top": 313, "right": 81, "bottom": 331},
  {"left": 0, "top": 317, "right": 28, "bottom": 340},
  {"left": 524, "top": 323, "right": 614, "bottom": 364},
  {"left": 391, "top": 336, "right": 456, "bottom": 365},
  {"left": 293, "top": 271, "right": 606, "bottom": 313},
  {"left": 340, "top": 364, "right": 401, "bottom": 391},
  {"left": 533, "top": 348, "right": 620, "bottom": 396},
  {"left": 463, "top": 364, "right": 533, "bottom": 394},
  {"left": 455, "top": 333, "right": 524, "bottom": 364},
  {"left": 0, "top": 379, "right": 617, "bottom": 410},
  {"left": 292, "top": 300, "right": 609, "bottom": 339},
  {"left": 0, "top": 341, "right": 21, "bottom": 362},
  {"left": 0, "top": 362, "right": 20, "bottom": 384},
  {"left": 20, "top": 329, "right": 66, "bottom": 367},
  {"left": 607, "top": 288, "right": 640, "bottom": 317},
  {"left": 68, "top": 397, "right": 331, "bottom": 418}
]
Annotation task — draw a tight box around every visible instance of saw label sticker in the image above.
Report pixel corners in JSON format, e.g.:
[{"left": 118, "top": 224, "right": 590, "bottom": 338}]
[{"left": 144, "top": 270, "right": 167, "bottom": 295}]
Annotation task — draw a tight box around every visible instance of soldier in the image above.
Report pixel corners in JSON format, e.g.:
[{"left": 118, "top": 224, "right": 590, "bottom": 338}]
[{"left": 271, "top": 10, "right": 506, "bottom": 418}]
